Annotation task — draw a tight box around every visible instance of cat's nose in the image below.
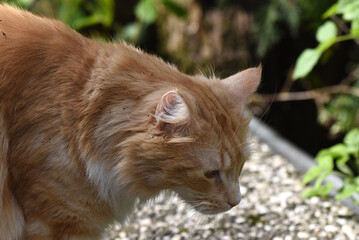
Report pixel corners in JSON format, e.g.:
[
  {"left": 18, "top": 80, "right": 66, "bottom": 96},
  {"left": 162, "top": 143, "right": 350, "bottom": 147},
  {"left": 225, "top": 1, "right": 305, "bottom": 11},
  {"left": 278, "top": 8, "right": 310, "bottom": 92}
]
[
  {"left": 226, "top": 196, "right": 241, "bottom": 208},
  {"left": 227, "top": 200, "right": 239, "bottom": 208},
  {"left": 226, "top": 187, "right": 241, "bottom": 208}
]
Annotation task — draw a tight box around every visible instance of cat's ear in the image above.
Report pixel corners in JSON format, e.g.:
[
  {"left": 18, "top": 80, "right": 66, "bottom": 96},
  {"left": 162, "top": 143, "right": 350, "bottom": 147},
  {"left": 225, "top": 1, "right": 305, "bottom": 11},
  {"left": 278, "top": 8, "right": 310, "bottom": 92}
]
[
  {"left": 221, "top": 66, "right": 262, "bottom": 107},
  {"left": 155, "top": 90, "right": 190, "bottom": 134}
]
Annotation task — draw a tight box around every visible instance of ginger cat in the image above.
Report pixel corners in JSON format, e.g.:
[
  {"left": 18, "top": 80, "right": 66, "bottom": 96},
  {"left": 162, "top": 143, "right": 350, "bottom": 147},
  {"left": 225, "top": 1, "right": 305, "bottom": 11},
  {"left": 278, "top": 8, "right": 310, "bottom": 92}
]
[{"left": 0, "top": 4, "right": 261, "bottom": 240}]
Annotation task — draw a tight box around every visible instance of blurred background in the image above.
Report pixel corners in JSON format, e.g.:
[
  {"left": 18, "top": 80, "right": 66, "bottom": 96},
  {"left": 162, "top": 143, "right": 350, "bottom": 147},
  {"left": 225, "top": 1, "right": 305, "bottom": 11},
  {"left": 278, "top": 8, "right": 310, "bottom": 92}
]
[{"left": 2, "top": 0, "right": 359, "bottom": 201}]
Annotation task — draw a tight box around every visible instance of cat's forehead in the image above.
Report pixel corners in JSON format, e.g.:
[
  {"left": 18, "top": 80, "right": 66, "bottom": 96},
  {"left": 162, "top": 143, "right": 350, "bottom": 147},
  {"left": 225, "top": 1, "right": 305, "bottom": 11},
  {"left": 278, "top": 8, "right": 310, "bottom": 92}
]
[{"left": 196, "top": 143, "right": 236, "bottom": 170}]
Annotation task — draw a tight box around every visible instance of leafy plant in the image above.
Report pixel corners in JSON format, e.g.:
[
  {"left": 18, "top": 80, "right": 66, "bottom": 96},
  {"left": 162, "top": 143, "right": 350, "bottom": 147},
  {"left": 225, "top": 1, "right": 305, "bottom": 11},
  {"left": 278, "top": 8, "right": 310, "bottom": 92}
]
[
  {"left": 318, "top": 93, "right": 359, "bottom": 135},
  {"left": 1, "top": 0, "right": 35, "bottom": 8},
  {"left": 3, "top": 0, "right": 187, "bottom": 46},
  {"left": 254, "top": 0, "right": 333, "bottom": 57},
  {"left": 290, "top": 0, "right": 359, "bottom": 136},
  {"left": 55, "top": 0, "right": 115, "bottom": 30},
  {"left": 254, "top": 0, "right": 301, "bottom": 57},
  {"left": 119, "top": 0, "right": 187, "bottom": 44},
  {"left": 2, "top": 0, "right": 116, "bottom": 31},
  {"left": 293, "top": 0, "right": 359, "bottom": 79},
  {"left": 302, "top": 128, "right": 359, "bottom": 203}
]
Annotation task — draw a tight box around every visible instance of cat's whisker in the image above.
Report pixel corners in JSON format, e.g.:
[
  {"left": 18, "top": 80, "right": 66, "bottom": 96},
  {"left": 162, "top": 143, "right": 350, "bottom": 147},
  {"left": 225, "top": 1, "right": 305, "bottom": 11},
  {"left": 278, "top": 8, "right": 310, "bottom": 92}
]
[
  {"left": 258, "top": 80, "right": 277, "bottom": 124},
  {"left": 190, "top": 214, "right": 208, "bottom": 240},
  {"left": 150, "top": 226, "right": 162, "bottom": 240},
  {"left": 174, "top": 211, "right": 198, "bottom": 235}
]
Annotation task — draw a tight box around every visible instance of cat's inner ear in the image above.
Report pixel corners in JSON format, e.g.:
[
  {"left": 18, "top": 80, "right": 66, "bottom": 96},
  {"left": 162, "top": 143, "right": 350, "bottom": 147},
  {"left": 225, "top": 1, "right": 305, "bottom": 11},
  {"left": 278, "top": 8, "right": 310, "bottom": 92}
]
[
  {"left": 221, "top": 66, "right": 262, "bottom": 107},
  {"left": 155, "top": 90, "right": 190, "bottom": 134}
]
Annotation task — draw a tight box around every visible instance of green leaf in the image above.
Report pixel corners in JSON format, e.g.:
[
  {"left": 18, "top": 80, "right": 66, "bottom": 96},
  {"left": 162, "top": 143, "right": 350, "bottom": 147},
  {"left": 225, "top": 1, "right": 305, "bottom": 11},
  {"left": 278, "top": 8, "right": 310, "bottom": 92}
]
[
  {"left": 316, "top": 21, "right": 337, "bottom": 43},
  {"left": 118, "top": 23, "right": 143, "bottom": 43},
  {"left": 72, "top": 14, "right": 101, "bottom": 29},
  {"left": 316, "top": 149, "right": 330, "bottom": 158},
  {"left": 328, "top": 144, "right": 348, "bottom": 158},
  {"left": 302, "top": 166, "right": 323, "bottom": 185},
  {"left": 337, "top": 155, "right": 353, "bottom": 177},
  {"left": 58, "top": 0, "right": 84, "bottom": 28},
  {"left": 336, "top": 183, "right": 357, "bottom": 200},
  {"left": 15, "top": 0, "right": 35, "bottom": 8},
  {"left": 302, "top": 187, "right": 321, "bottom": 198},
  {"left": 314, "top": 171, "right": 331, "bottom": 188},
  {"left": 351, "top": 18, "right": 359, "bottom": 37},
  {"left": 344, "top": 128, "right": 359, "bottom": 148},
  {"left": 161, "top": 0, "right": 187, "bottom": 17},
  {"left": 317, "top": 154, "right": 334, "bottom": 171},
  {"left": 319, "top": 182, "right": 334, "bottom": 196},
  {"left": 354, "top": 177, "right": 359, "bottom": 187},
  {"left": 135, "top": 0, "right": 157, "bottom": 24},
  {"left": 337, "top": 0, "right": 359, "bottom": 21},
  {"left": 302, "top": 182, "right": 333, "bottom": 198},
  {"left": 292, "top": 49, "right": 322, "bottom": 80},
  {"left": 99, "top": 0, "right": 115, "bottom": 27},
  {"left": 322, "top": 3, "right": 339, "bottom": 19},
  {"left": 316, "top": 36, "right": 336, "bottom": 53}
]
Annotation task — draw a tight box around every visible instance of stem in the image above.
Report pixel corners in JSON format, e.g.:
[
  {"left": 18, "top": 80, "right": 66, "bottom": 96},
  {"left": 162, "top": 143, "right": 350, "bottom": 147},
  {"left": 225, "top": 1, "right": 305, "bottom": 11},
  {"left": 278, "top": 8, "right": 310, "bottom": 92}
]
[{"left": 335, "top": 34, "right": 357, "bottom": 43}]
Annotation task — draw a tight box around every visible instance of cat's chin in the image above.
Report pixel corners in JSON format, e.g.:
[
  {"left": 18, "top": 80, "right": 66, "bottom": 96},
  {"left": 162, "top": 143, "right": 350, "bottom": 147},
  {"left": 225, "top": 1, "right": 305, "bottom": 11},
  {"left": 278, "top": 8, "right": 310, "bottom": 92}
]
[
  {"left": 190, "top": 201, "right": 236, "bottom": 215},
  {"left": 191, "top": 205, "right": 231, "bottom": 215},
  {"left": 173, "top": 188, "right": 232, "bottom": 215}
]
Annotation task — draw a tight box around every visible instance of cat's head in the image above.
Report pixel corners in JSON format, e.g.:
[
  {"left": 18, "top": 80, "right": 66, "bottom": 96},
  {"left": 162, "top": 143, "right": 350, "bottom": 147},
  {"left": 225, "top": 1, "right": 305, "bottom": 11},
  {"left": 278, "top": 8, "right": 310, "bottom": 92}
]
[{"left": 122, "top": 66, "right": 261, "bottom": 214}]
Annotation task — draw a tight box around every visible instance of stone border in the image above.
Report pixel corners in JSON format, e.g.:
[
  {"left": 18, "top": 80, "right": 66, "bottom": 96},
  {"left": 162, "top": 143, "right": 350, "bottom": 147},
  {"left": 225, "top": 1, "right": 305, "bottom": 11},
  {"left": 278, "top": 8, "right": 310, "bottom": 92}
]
[{"left": 249, "top": 117, "right": 359, "bottom": 215}]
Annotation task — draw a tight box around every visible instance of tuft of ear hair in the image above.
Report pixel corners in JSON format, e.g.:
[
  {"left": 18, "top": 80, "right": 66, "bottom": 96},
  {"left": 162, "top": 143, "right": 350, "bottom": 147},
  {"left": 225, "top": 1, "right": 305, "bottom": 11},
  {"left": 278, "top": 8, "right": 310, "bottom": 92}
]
[
  {"left": 221, "top": 66, "right": 262, "bottom": 107},
  {"left": 155, "top": 90, "right": 190, "bottom": 135}
]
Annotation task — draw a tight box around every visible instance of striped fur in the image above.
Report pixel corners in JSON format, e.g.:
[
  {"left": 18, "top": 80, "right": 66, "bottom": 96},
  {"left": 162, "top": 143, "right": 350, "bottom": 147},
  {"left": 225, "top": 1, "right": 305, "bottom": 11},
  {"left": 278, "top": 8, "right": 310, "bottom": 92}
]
[{"left": 0, "top": 4, "right": 261, "bottom": 239}]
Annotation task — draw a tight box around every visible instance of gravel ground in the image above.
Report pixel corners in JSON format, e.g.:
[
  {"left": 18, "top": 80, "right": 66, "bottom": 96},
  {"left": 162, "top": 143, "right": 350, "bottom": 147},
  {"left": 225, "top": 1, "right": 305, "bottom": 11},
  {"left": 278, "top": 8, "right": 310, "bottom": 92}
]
[{"left": 102, "top": 139, "right": 359, "bottom": 240}]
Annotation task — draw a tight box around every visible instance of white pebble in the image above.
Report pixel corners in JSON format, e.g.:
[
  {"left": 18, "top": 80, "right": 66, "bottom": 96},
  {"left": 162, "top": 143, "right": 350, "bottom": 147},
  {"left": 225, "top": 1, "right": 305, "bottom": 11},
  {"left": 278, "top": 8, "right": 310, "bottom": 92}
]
[
  {"left": 297, "top": 232, "right": 310, "bottom": 239},
  {"left": 324, "top": 225, "right": 338, "bottom": 233}
]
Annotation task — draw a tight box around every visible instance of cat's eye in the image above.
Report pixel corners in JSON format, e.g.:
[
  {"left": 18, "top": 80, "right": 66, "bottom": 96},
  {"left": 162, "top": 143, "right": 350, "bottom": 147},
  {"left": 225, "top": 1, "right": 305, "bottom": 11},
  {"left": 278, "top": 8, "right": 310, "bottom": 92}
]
[{"left": 204, "top": 170, "right": 220, "bottom": 179}]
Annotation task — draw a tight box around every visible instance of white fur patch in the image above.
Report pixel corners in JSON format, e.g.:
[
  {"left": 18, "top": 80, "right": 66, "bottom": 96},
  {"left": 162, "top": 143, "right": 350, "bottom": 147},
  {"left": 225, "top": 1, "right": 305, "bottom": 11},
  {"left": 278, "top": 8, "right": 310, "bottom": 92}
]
[
  {"left": 85, "top": 160, "right": 119, "bottom": 202},
  {"left": 0, "top": 192, "right": 25, "bottom": 240},
  {"left": 85, "top": 159, "right": 136, "bottom": 222},
  {"left": 26, "top": 220, "right": 50, "bottom": 237}
]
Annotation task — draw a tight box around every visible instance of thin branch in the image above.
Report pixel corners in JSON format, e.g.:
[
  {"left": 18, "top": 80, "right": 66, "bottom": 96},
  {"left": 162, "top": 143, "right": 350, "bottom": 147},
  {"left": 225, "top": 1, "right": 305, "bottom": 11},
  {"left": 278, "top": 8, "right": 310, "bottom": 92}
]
[
  {"left": 330, "top": 15, "right": 359, "bottom": 45},
  {"left": 253, "top": 85, "right": 359, "bottom": 103}
]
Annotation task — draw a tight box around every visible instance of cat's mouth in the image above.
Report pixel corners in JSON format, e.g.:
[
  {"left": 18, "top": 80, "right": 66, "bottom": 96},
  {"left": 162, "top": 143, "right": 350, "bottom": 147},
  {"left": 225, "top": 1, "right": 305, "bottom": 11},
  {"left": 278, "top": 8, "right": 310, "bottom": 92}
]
[{"left": 188, "top": 201, "right": 233, "bottom": 215}]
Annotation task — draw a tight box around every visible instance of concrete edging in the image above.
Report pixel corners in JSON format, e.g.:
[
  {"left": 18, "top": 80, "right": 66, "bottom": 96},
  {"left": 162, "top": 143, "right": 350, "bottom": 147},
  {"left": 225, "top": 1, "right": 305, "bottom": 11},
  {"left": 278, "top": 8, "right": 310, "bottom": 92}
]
[{"left": 249, "top": 117, "right": 359, "bottom": 215}]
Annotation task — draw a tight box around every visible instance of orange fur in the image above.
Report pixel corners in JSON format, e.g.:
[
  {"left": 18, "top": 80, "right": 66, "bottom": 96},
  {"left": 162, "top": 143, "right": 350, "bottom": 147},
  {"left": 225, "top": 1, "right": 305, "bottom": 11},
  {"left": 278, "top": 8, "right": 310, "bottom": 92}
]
[{"left": 0, "top": 4, "right": 261, "bottom": 239}]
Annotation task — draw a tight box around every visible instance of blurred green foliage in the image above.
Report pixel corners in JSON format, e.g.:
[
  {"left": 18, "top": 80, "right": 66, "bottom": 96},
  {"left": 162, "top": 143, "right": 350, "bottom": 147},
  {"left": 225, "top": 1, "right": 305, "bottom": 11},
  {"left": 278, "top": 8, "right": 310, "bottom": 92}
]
[
  {"left": 254, "top": 0, "right": 300, "bottom": 57},
  {"left": 254, "top": 0, "right": 334, "bottom": 57},
  {"left": 293, "top": 0, "right": 359, "bottom": 136},
  {"left": 1, "top": 0, "right": 115, "bottom": 29},
  {"left": 289, "top": 0, "right": 359, "bottom": 203},
  {"left": 254, "top": 0, "right": 359, "bottom": 137},
  {"left": 120, "top": 0, "right": 187, "bottom": 43},
  {"left": 55, "top": 0, "right": 114, "bottom": 30},
  {"left": 1, "top": 0, "right": 187, "bottom": 44},
  {"left": 302, "top": 128, "right": 359, "bottom": 203}
]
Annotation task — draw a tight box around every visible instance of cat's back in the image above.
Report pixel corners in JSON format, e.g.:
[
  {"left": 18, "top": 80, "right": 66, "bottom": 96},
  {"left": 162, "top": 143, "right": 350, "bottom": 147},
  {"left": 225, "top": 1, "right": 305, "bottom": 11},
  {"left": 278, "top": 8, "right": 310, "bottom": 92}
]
[
  {"left": 0, "top": 4, "right": 93, "bottom": 91},
  {"left": 0, "top": 4, "right": 80, "bottom": 44},
  {"left": 0, "top": 4, "right": 100, "bottom": 118}
]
